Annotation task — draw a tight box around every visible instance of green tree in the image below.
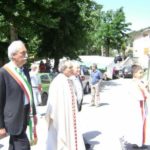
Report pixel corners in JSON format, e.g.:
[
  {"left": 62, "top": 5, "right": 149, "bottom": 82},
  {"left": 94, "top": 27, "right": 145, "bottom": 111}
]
[
  {"left": 38, "top": 0, "right": 93, "bottom": 68},
  {"left": 0, "top": 0, "right": 132, "bottom": 67},
  {"left": 79, "top": 1, "right": 103, "bottom": 55},
  {"left": 98, "top": 7, "right": 131, "bottom": 56},
  {"left": 0, "top": 0, "right": 59, "bottom": 62},
  {"left": 0, "top": 0, "right": 93, "bottom": 68}
]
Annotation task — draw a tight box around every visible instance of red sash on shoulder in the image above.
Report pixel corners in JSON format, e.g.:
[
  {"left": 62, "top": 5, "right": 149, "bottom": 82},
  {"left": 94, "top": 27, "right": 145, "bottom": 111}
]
[
  {"left": 3, "top": 63, "right": 37, "bottom": 145},
  {"left": 3, "top": 64, "right": 32, "bottom": 103}
]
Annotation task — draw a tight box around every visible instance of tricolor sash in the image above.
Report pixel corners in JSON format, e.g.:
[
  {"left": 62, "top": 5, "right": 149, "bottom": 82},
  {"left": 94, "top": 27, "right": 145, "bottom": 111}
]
[
  {"left": 3, "top": 64, "right": 32, "bottom": 104},
  {"left": 3, "top": 63, "right": 37, "bottom": 145}
]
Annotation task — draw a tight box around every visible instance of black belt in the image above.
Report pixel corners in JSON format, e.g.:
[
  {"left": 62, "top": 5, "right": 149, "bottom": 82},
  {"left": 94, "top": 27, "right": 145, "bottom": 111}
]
[{"left": 32, "top": 86, "right": 38, "bottom": 88}]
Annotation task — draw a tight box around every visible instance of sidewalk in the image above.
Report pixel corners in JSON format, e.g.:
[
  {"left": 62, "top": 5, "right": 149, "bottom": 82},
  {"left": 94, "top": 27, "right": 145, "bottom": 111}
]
[
  {"left": 0, "top": 80, "right": 123, "bottom": 150},
  {"left": 79, "top": 86, "right": 123, "bottom": 150},
  {"left": 34, "top": 85, "right": 123, "bottom": 150},
  {"left": 0, "top": 79, "right": 133, "bottom": 150}
]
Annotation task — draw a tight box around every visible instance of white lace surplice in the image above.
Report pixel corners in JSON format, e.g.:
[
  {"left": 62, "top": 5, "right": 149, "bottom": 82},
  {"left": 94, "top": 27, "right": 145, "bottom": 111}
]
[{"left": 46, "top": 73, "right": 85, "bottom": 150}]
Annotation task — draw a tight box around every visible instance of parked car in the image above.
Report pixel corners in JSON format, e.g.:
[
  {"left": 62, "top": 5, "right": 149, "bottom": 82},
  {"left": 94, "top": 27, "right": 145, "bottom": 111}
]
[
  {"left": 38, "top": 73, "right": 52, "bottom": 105},
  {"left": 80, "top": 65, "right": 91, "bottom": 94},
  {"left": 119, "top": 65, "right": 133, "bottom": 78},
  {"left": 104, "top": 62, "right": 121, "bottom": 80},
  {"left": 104, "top": 57, "right": 134, "bottom": 80},
  {"left": 114, "top": 55, "right": 123, "bottom": 63},
  {"left": 112, "top": 66, "right": 120, "bottom": 79}
]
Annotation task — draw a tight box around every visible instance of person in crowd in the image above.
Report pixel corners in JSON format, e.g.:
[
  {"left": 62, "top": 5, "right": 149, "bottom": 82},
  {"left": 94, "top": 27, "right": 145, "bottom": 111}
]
[
  {"left": 70, "top": 61, "right": 83, "bottom": 111},
  {"left": 70, "top": 61, "right": 91, "bottom": 149},
  {"left": 114, "top": 54, "right": 123, "bottom": 64},
  {"left": 45, "top": 59, "right": 85, "bottom": 150},
  {"left": 30, "top": 63, "right": 42, "bottom": 106},
  {"left": 39, "top": 60, "right": 46, "bottom": 73},
  {"left": 90, "top": 63, "right": 102, "bottom": 106},
  {"left": 0, "top": 40, "right": 37, "bottom": 150},
  {"left": 45, "top": 59, "right": 51, "bottom": 73},
  {"left": 124, "top": 64, "right": 149, "bottom": 149}
]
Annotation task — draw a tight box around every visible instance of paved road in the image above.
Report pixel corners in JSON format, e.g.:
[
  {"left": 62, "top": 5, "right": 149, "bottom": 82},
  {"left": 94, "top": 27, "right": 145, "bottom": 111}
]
[{"left": 1, "top": 78, "right": 150, "bottom": 150}]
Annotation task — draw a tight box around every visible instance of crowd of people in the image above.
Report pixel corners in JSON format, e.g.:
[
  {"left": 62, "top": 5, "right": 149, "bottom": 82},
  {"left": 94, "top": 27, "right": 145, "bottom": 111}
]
[
  {"left": 0, "top": 40, "right": 93, "bottom": 150},
  {"left": 0, "top": 40, "right": 150, "bottom": 150},
  {"left": 39, "top": 59, "right": 52, "bottom": 73}
]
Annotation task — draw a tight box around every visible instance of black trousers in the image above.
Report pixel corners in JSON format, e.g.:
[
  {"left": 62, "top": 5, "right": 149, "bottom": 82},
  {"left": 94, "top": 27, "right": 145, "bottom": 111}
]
[
  {"left": 9, "top": 132, "right": 30, "bottom": 150},
  {"left": 8, "top": 105, "right": 30, "bottom": 150}
]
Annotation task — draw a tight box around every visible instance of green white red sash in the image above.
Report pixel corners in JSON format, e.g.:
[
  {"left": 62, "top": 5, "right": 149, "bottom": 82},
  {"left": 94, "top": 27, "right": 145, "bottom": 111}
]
[
  {"left": 3, "top": 63, "right": 37, "bottom": 145},
  {"left": 3, "top": 64, "right": 32, "bottom": 104}
]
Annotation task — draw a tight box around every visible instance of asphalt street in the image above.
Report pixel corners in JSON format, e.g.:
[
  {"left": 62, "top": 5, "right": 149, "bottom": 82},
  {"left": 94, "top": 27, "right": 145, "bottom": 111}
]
[{"left": 1, "top": 78, "right": 150, "bottom": 150}]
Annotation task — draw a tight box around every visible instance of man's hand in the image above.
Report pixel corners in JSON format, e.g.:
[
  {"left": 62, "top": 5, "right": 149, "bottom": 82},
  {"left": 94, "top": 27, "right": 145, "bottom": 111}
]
[
  {"left": 0, "top": 128, "right": 7, "bottom": 139},
  {"left": 33, "top": 115, "right": 37, "bottom": 125},
  {"left": 38, "top": 84, "right": 42, "bottom": 92}
]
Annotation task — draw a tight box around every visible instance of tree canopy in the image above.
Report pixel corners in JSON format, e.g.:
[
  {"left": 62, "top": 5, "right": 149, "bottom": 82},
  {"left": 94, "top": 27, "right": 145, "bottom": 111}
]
[{"left": 0, "top": 0, "right": 131, "bottom": 67}]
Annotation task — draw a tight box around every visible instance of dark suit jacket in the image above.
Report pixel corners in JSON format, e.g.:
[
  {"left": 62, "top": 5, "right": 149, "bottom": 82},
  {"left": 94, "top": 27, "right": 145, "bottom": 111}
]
[
  {"left": 77, "top": 76, "right": 84, "bottom": 112},
  {"left": 0, "top": 66, "right": 36, "bottom": 135}
]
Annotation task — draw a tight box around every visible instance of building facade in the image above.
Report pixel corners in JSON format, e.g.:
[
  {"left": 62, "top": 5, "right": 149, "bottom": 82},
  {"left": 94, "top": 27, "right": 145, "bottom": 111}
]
[{"left": 131, "top": 27, "right": 150, "bottom": 68}]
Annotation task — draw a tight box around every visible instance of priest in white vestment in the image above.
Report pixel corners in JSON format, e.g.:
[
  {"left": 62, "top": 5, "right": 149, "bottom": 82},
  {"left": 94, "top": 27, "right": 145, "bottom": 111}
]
[
  {"left": 123, "top": 65, "right": 150, "bottom": 148},
  {"left": 45, "top": 60, "right": 85, "bottom": 150}
]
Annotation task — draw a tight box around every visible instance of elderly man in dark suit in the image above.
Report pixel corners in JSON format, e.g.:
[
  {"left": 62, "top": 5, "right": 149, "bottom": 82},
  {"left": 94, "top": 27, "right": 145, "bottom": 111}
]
[{"left": 0, "top": 40, "right": 37, "bottom": 150}]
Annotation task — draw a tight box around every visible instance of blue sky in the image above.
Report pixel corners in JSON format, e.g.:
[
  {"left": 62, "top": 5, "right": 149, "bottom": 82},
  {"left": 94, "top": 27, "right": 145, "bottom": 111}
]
[{"left": 94, "top": 0, "right": 150, "bottom": 31}]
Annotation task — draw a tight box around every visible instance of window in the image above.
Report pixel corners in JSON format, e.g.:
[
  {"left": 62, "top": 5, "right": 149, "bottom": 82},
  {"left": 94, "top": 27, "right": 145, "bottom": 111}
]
[{"left": 40, "top": 74, "right": 50, "bottom": 84}]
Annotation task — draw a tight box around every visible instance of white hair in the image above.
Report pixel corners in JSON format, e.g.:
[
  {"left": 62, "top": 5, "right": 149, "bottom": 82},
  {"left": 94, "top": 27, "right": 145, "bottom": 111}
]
[
  {"left": 8, "top": 40, "right": 25, "bottom": 60},
  {"left": 72, "top": 60, "right": 80, "bottom": 68},
  {"left": 31, "top": 63, "right": 38, "bottom": 69},
  {"left": 30, "top": 63, "right": 39, "bottom": 73},
  {"left": 58, "top": 60, "right": 72, "bottom": 73}
]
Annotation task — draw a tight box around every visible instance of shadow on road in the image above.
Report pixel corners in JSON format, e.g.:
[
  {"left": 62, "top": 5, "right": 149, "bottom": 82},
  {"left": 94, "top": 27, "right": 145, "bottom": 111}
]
[
  {"left": 82, "top": 102, "right": 89, "bottom": 105},
  {"left": 102, "top": 80, "right": 122, "bottom": 87},
  {"left": 99, "top": 103, "right": 109, "bottom": 107},
  {"left": 123, "top": 143, "right": 150, "bottom": 150},
  {"left": 101, "top": 80, "right": 123, "bottom": 92},
  {"left": 0, "top": 144, "right": 4, "bottom": 149},
  {"left": 83, "top": 131, "right": 101, "bottom": 149},
  {"left": 119, "top": 137, "right": 150, "bottom": 150}
]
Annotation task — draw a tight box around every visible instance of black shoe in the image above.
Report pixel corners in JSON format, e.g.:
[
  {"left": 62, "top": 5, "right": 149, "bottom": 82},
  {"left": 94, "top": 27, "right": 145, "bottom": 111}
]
[
  {"left": 38, "top": 103, "right": 43, "bottom": 106},
  {"left": 85, "top": 143, "right": 91, "bottom": 150},
  {"left": 140, "top": 145, "right": 148, "bottom": 149},
  {"left": 132, "top": 144, "right": 139, "bottom": 149},
  {"left": 132, "top": 144, "right": 148, "bottom": 149}
]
